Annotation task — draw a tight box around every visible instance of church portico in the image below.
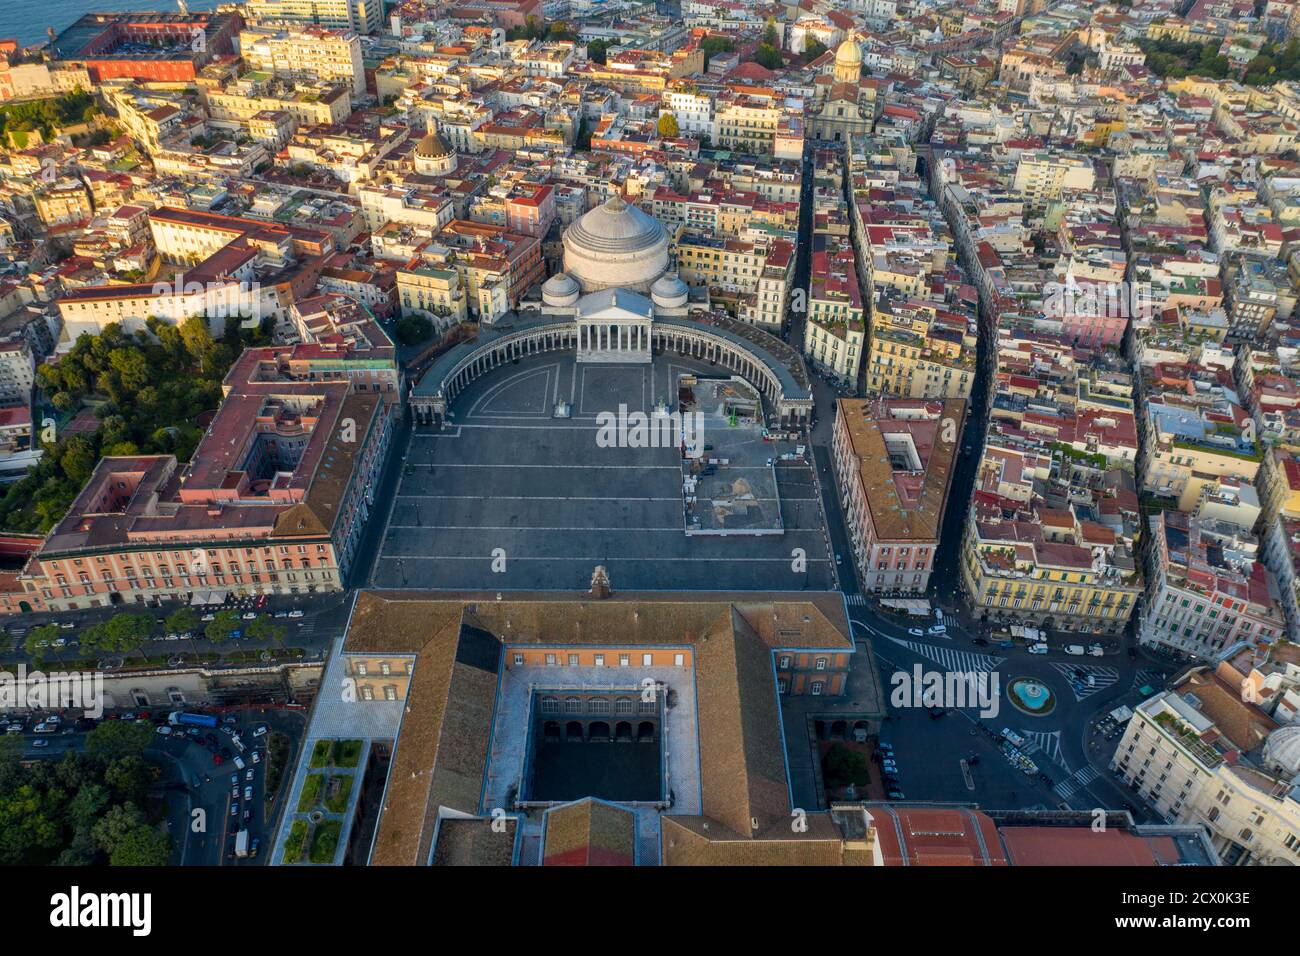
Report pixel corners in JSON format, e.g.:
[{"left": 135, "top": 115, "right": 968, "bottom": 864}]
[{"left": 575, "top": 288, "right": 653, "bottom": 364}]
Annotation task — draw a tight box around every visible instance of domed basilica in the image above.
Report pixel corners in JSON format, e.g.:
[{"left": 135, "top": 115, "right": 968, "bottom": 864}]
[{"left": 539, "top": 194, "right": 699, "bottom": 361}]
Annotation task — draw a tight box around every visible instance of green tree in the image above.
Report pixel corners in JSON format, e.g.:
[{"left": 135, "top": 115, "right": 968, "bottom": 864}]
[
  {"left": 700, "top": 35, "right": 734, "bottom": 68},
  {"left": 85, "top": 721, "right": 153, "bottom": 762},
  {"left": 586, "top": 38, "right": 611, "bottom": 65},
  {"left": 92, "top": 802, "right": 147, "bottom": 855},
  {"left": 247, "top": 615, "right": 285, "bottom": 647},
  {"left": 109, "top": 825, "right": 171, "bottom": 866},
  {"left": 752, "top": 44, "right": 784, "bottom": 70},
  {"left": 165, "top": 607, "right": 199, "bottom": 636},
  {"left": 205, "top": 608, "right": 240, "bottom": 645},
  {"left": 802, "top": 39, "right": 828, "bottom": 63},
  {"left": 763, "top": 17, "right": 779, "bottom": 49},
  {"left": 394, "top": 314, "right": 434, "bottom": 346},
  {"left": 179, "top": 315, "right": 215, "bottom": 363},
  {"left": 104, "top": 612, "right": 152, "bottom": 661},
  {"left": 25, "top": 624, "right": 59, "bottom": 667}
]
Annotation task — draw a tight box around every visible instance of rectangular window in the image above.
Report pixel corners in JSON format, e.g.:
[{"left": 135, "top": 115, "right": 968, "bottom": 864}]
[{"left": 594, "top": 654, "right": 605, "bottom": 667}]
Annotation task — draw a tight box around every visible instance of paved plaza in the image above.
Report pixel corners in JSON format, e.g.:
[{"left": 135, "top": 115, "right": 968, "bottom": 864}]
[{"left": 372, "top": 353, "right": 835, "bottom": 592}]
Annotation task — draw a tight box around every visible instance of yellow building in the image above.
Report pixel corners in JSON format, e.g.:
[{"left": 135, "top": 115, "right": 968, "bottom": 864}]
[
  {"left": 865, "top": 298, "right": 976, "bottom": 400},
  {"left": 960, "top": 517, "right": 1140, "bottom": 635},
  {"left": 395, "top": 264, "right": 468, "bottom": 328}
]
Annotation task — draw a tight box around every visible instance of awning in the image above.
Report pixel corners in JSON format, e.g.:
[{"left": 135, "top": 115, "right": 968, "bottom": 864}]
[{"left": 878, "top": 598, "right": 932, "bottom": 615}]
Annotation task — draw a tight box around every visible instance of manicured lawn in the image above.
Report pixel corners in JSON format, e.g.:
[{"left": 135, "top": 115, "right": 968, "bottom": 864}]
[
  {"left": 308, "top": 740, "right": 332, "bottom": 768},
  {"left": 309, "top": 820, "right": 342, "bottom": 864},
  {"left": 283, "top": 820, "right": 308, "bottom": 863},
  {"left": 324, "top": 775, "right": 354, "bottom": 814},
  {"left": 333, "top": 739, "right": 363, "bottom": 768},
  {"left": 297, "top": 773, "right": 323, "bottom": 812}
]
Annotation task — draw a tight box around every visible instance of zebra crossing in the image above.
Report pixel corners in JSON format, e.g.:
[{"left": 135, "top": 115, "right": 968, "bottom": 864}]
[
  {"left": 1020, "top": 729, "right": 1063, "bottom": 766},
  {"left": 1134, "top": 669, "right": 1163, "bottom": 690},
  {"left": 1051, "top": 662, "right": 1120, "bottom": 700},
  {"left": 845, "top": 593, "right": 867, "bottom": 606},
  {"left": 886, "top": 637, "right": 1003, "bottom": 674},
  {"left": 1052, "top": 765, "right": 1100, "bottom": 799}
]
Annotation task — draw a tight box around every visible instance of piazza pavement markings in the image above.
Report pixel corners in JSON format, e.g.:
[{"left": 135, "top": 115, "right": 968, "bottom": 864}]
[
  {"left": 1052, "top": 766, "right": 1101, "bottom": 799},
  {"left": 1050, "top": 662, "right": 1121, "bottom": 701},
  {"left": 884, "top": 636, "right": 1004, "bottom": 674},
  {"left": 372, "top": 353, "right": 835, "bottom": 592}
]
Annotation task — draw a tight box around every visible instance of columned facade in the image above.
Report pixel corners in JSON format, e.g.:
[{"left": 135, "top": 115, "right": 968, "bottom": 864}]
[{"left": 410, "top": 317, "right": 814, "bottom": 428}]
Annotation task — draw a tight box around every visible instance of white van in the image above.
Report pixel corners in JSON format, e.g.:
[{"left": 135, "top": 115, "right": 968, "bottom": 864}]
[
  {"left": 233, "top": 755, "right": 246, "bottom": 770},
  {"left": 1028, "top": 643, "right": 1048, "bottom": 655},
  {"left": 1064, "top": 645, "right": 1086, "bottom": 656}
]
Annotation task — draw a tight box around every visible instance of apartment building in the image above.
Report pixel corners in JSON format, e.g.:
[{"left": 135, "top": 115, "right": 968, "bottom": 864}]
[
  {"left": 1111, "top": 669, "right": 1300, "bottom": 866},
  {"left": 1140, "top": 509, "right": 1286, "bottom": 656},
  {"left": 239, "top": 26, "right": 366, "bottom": 98},
  {"left": 1, "top": 373, "right": 394, "bottom": 615},
  {"left": 1011, "top": 152, "right": 1096, "bottom": 203},
  {"left": 866, "top": 297, "right": 977, "bottom": 400},
  {"left": 244, "top": 0, "right": 384, "bottom": 35},
  {"left": 803, "top": 247, "right": 866, "bottom": 383},
  {"left": 832, "top": 398, "right": 963, "bottom": 593}
]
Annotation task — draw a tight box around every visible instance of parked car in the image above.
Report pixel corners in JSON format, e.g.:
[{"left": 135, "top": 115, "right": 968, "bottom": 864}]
[
  {"left": 241, "top": 612, "right": 257, "bottom": 621},
  {"left": 273, "top": 611, "right": 289, "bottom": 619},
  {"left": 908, "top": 628, "right": 924, "bottom": 637},
  {"left": 245, "top": 769, "right": 254, "bottom": 782},
  {"left": 59, "top": 621, "right": 75, "bottom": 629},
  {"left": 928, "top": 625, "right": 947, "bottom": 636},
  {"left": 201, "top": 614, "right": 215, "bottom": 623},
  {"left": 32, "top": 739, "right": 49, "bottom": 748},
  {"left": 251, "top": 751, "right": 261, "bottom": 764},
  {"left": 243, "top": 786, "right": 253, "bottom": 801},
  {"left": 252, "top": 725, "right": 268, "bottom": 737},
  {"left": 156, "top": 726, "right": 172, "bottom": 736},
  {"left": 230, "top": 803, "right": 238, "bottom": 816},
  {"left": 1028, "top": 643, "right": 1048, "bottom": 655},
  {"left": 288, "top": 610, "right": 304, "bottom": 619}
]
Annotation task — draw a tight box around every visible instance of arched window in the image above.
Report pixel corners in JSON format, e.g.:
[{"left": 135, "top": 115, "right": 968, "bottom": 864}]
[
  {"left": 564, "top": 697, "right": 581, "bottom": 715},
  {"left": 540, "top": 697, "right": 559, "bottom": 714}
]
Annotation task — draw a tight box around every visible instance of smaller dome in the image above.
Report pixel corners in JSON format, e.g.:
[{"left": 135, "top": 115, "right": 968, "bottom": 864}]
[
  {"left": 835, "top": 39, "right": 862, "bottom": 68},
  {"left": 1263, "top": 725, "right": 1300, "bottom": 778},
  {"left": 542, "top": 271, "right": 580, "bottom": 307},
  {"left": 416, "top": 131, "right": 451, "bottom": 158},
  {"left": 651, "top": 273, "right": 688, "bottom": 308}
]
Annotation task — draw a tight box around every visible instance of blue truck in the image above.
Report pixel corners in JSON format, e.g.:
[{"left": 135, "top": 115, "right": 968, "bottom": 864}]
[{"left": 168, "top": 711, "right": 218, "bottom": 728}]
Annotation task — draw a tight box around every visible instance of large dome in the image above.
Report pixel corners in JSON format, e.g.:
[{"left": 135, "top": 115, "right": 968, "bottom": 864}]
[
  {"left": 1263, "top": 725, "right": 1300, "bottom": 778},
  {"left": 562, "top": 194, "right": 670, "bottom": 293},
  {"left": 835, "top": 39, "right": 862, "bottom": 69}
]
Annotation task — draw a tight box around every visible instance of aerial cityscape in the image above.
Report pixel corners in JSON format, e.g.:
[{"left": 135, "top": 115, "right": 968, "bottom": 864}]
[{"left": 0, "top": 0, "right": 1291, "bottom": 902}]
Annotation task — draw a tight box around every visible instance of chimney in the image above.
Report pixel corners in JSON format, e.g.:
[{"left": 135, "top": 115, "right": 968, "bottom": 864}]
[{"left": 589, "top": 565, "right": 611, "bottom": 599}]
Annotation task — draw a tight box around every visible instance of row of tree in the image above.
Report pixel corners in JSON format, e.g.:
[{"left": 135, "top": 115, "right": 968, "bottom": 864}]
[
  {"left": 0, "top": 316, "right": 270, "bottom": 535},
  {"left": 23, "top": 607, "right": 287, "bottom": 668},
  {"left": 0, "top": 721, "right": 171, "bottom": 865}
]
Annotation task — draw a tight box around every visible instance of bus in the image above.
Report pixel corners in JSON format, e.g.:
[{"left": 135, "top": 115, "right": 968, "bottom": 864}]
[{"left": 168, "top": 711, "right": 218, "bottom": 728}]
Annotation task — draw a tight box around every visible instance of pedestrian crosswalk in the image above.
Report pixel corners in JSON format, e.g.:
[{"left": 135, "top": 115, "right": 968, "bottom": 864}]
[
  {"left": 1051, "top": 662, "right": 1120, "bottom": 700},
  {"left": 845, "top": 593, "right": 867, "bottom": 606},
  {"left": 886, "top": 637, "right": 1003, "bottom": 674},
  {"left": 1134, "top": 669, "right": 1163, "bottom": 691},
  {"left": 1021, "top": 729, "right": 1063, "bottom": 765},
  {"left": 1053, "top": 765, "right": 1099, "bottom": 799}
]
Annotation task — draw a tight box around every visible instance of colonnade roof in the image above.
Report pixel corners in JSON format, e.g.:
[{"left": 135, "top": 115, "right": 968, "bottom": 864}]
[{"left": 411, "top": 311, "right": 812, "bottom": 404}]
